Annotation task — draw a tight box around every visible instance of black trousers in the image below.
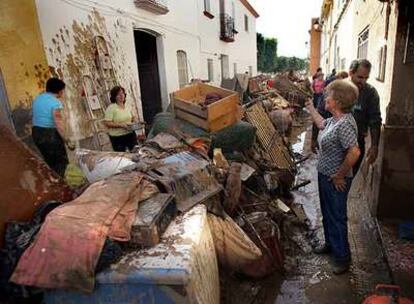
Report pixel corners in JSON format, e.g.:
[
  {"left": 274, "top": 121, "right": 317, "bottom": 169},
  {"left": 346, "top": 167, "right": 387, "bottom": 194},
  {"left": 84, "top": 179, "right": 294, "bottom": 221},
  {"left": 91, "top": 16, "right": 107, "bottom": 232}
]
[
  {"left": 109, "top": 132, "right": 137, "bottom": 152},
  {"left": 32, "top": 126, "right": 69, "bottom": 177}
]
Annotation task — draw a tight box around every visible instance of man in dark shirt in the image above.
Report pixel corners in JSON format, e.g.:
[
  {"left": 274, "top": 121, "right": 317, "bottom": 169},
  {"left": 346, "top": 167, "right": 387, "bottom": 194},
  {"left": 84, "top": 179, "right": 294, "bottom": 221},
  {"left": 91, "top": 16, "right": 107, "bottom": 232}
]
[{"left": 349, "top": 59, "right": 382, "bottom": 174}]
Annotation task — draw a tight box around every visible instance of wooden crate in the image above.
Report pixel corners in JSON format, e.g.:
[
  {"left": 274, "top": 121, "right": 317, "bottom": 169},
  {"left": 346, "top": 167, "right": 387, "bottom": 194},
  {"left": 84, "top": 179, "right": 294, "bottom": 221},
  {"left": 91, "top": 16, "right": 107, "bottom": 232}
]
[{"left": 172, "top": 83, "right": 239, "bottom": 132}]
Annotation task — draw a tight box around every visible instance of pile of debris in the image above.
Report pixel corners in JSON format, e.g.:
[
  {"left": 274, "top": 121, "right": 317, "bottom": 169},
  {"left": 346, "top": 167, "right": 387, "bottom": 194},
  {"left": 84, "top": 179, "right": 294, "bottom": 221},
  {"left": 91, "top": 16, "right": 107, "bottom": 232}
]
[{"left": 1, "top": 79, "right": 312, "bottom": 303}]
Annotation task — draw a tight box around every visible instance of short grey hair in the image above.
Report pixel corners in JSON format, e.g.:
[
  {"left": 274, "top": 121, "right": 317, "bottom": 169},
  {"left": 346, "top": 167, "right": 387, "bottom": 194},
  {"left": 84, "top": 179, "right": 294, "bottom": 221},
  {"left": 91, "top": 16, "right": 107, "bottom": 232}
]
[
  {"left": 349, "top": 59, "right": 372, "bottom": 73},
  {"left": 325, "top": 80, "right": 359, "bottom": 113}
]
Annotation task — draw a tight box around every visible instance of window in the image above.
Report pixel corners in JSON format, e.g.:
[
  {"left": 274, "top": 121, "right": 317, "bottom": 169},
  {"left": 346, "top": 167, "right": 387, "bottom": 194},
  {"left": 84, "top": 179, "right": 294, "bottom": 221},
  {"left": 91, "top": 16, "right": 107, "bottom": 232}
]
[
  {"left": 357, "top": 27, "right": 369, "bottom": 59},
  {"left": 377, "top": 45, "right": 387, "bottom": 82},
  {"left": 336, "top": 47, "right": 340, "bottom": 70},
  {"left": 248, "top": 66, "right": 253, "bottom": 76},
  {"left": 207, "top": 59, "right": 214, "bottom": 82},
  {"left": 177, "top": 50, "right": 188, "bottom": 88},
  {"left": 244, "top": 15, "right": 249, "bottom": 32},
  {"left": 333, "top": 35, "right": 338, "bottom": 69},
  {"left": 233, "top": 62, "right": 237, "bottom": 76},
  {"left": 341, "top": 58, "right": 346, "bottom": 70},
  {"left": 221, "top": 54, "right": 229, "bottom": 80}
]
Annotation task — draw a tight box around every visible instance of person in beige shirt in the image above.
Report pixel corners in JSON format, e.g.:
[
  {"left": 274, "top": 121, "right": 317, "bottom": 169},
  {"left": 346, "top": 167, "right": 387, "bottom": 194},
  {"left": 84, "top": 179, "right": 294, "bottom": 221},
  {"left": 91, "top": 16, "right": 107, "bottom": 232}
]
[{"left": 104, "top": 86, "right": 137, "bottom": 152}]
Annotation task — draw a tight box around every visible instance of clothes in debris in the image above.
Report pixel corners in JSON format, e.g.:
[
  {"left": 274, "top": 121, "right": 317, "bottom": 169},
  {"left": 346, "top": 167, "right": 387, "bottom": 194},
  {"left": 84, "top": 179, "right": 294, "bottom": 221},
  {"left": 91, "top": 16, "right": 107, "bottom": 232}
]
[
  {"left": 269, "top": 109, "right": 293, "bottom": 135},
  {"left": 0, "top": 201, "right": 61, "bottom": 298},
  {"left": 208, "top": 214, "right": 262, "bottom": 271},
  {"left": 96, "top": 238, "right": 123, "bottom": 273},
  {"left": 11, "top": 172, "right": 158, "bottom": 292},
  {"left": 204, "top": 93, "right": 223, "bottom": 105}
]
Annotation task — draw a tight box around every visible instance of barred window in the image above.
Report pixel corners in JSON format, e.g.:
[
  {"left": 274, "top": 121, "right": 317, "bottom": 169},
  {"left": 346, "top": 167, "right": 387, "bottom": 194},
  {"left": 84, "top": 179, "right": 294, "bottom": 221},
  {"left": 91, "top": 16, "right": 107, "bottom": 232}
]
[
  {"left": 177, "top": 50, "right": 188, "bottom": 88},
  {"left": 357, "top": 27, "right": 369, "bottom": 59},
  {"left": 207, "top": 59, "right": 214, "bottom": 82}
]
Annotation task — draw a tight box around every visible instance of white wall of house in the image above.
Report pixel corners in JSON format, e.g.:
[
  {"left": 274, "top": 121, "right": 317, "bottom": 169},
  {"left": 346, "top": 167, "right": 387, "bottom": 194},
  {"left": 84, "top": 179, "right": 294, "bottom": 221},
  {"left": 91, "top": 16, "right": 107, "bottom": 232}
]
[
  {"left": 319, "top": 0, "right": 398, "bottom": 121},
  {"left": 34, "top": 0, "right": 257, "bottom": 140},
  {"left": 197, "top": 0, "right": 257, "bottom": 85}
]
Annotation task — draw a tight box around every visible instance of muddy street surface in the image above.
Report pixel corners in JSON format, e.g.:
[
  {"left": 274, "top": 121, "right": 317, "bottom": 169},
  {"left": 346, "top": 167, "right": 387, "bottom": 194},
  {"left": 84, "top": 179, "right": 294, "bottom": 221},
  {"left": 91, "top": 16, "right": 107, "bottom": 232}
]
[{"left": 223, "top": 115, "right": 392, "bottom": 304}]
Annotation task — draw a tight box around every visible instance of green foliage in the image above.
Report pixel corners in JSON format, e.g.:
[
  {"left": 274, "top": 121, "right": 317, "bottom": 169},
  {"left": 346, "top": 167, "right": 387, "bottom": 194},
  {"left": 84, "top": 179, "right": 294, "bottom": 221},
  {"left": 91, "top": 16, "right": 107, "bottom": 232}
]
[
  {"left": 274, "top": 56, "right": 307, "bottom": 72},
  {"left": 257, "top": 33, "right": 277, "bottom": 73},
  {"left": 257, "top": 33, "right": 307, "bottom": 73}
]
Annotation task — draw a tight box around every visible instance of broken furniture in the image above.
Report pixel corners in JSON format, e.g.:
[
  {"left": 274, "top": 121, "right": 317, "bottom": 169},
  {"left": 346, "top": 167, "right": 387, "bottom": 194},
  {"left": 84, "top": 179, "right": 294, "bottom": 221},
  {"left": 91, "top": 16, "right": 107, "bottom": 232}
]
[
  {"left": 244, "top": 102, "right": 294, "bottom": 171},
  {"left": 129, "top": 193, "right": 177, "bottom": 248},
  {"left": 44, "top": 205, "right": 220, "bottom": 304},
  {"left": 172, "top": 83, "right": 240, "bottom": 132},
  {"left": 148, "top": 151, "right": 222, "bottom": 212}
]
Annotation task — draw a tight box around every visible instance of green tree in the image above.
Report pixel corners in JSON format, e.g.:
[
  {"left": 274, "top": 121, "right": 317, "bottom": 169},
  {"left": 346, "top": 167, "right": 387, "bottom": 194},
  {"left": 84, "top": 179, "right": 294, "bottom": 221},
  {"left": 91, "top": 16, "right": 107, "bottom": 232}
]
[
  {"left": 256, "top": 33, "right": 278, "bottom": 73},
  {"left": 275, "top": 56, "right": 307, "bottom": 73},
  {"left": 257, "top": 32, "right": 306, "bottom": 73}
]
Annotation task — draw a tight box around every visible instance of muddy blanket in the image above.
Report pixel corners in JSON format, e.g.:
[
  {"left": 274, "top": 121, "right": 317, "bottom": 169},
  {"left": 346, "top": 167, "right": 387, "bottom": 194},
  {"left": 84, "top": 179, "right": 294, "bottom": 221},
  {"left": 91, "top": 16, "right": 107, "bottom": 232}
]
[{"left": 11, "top": 172, "right": 158, "bottom": 292}]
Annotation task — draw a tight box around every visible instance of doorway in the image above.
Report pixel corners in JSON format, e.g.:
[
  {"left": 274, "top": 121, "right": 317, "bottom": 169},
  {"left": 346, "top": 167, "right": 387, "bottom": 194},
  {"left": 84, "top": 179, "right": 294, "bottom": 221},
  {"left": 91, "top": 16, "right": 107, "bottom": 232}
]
[{"left": 134, "top": 30, "right": 163, "bottom": 125}]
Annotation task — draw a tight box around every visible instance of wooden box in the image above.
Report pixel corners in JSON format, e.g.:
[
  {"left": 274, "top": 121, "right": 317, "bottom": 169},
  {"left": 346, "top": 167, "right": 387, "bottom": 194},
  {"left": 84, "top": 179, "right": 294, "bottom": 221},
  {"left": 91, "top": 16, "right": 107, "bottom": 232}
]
[
  {"left": 172, "top": 83, "right": 240, "bottom": 132},
  {"left": 129, "top": 193, "right": 177, "bottom": 248}
]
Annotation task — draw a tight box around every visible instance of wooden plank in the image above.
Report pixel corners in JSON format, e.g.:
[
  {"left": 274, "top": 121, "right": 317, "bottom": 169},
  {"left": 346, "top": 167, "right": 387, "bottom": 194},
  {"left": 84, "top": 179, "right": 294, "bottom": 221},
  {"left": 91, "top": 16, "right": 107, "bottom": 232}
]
[
  {"left": 173, "top": 98, "right": 208, "bottom": 118},
  {"left": 199, "top": 83, "right": 234, "bottom": 97},
  {"left": 173, "top": 84, "right": 201, "bottom": 101},
  {"left": 207, "top": 93, "right": 238, "bottom": 122},
  {"left": 175, "top": 109, "right": 209, "bottom": 130},
  {"left": 209, "top": 111, "right": 239, "bottom": 132}
]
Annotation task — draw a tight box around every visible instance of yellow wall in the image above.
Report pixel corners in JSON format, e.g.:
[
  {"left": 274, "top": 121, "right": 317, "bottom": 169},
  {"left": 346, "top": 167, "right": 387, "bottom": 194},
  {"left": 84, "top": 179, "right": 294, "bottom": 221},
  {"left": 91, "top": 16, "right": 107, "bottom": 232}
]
[{"left": 0, "top": 0, "right": 49, "bottom": 139}]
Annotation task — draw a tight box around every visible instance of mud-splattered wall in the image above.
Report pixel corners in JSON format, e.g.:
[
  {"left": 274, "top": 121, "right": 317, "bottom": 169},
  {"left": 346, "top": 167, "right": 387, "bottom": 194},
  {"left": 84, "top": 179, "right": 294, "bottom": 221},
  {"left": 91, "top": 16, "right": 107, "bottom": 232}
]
[
  {"left": 34, "top": 0, "right": 215, "bottom": 143},
  {"left": 0, "top": 0, "right": 50, "bottom": 141},
  {"left": 35, "top": 2, "right": 145, "bottom": 142}
]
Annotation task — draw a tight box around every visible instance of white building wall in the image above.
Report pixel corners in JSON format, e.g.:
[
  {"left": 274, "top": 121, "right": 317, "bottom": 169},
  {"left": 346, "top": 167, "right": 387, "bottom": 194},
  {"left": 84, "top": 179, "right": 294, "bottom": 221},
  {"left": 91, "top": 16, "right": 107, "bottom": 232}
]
[
  {"left": 34, "top": 0, "right": 258, "bottom": 139},
  {"left": 197, "top": 0, "right": 257, "bottom": 85},
  {"left": 320, "top": 0, "right": 394, "bottom": 121}
]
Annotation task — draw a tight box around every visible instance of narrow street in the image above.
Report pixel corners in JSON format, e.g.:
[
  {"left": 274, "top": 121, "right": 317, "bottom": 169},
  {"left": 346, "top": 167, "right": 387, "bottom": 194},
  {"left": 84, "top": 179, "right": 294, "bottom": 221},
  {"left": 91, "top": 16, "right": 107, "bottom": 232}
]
[{"left": 276, "top": 121, "right": 392, "bottom": 303}]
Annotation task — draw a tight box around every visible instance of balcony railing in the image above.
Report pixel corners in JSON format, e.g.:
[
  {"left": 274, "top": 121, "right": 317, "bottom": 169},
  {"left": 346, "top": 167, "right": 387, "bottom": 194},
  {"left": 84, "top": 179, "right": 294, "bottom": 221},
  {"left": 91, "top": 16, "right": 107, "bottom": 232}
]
[
  {"left": 220, "top": 13, "right": 235, "bottom": 42},
  {"left": 134, "top": 0, "right": 169, "bottom": 15}
]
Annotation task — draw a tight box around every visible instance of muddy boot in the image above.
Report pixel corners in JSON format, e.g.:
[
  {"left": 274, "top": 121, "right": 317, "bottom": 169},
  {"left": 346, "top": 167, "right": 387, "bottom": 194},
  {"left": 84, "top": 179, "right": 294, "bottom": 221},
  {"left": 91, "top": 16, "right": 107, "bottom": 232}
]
[
  {"left": 332, "top": 261, "right": 350, "bottom": 275},
  {"left": 312, "top": 244, "right": 331, "bottom": 254}
]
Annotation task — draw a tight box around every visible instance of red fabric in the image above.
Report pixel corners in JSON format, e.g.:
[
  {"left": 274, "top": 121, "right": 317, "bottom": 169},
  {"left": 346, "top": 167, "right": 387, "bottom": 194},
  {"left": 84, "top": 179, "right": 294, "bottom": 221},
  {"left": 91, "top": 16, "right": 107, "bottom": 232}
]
[
  {"left": 267, "top": 79, "right": 275, "bottom": 88},
  {"left": 11, "top": 172, "right": 156, "bottom": 292}
]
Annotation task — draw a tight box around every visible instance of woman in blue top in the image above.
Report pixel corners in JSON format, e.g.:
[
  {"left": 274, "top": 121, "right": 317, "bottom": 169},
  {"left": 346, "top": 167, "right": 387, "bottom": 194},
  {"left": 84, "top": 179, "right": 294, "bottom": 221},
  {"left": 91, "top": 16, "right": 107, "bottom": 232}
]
[
  {"left": 32, "top": 78, "right": 69, "bottom": 177},
  {"left": 306, "top": 80, "right": 361, "bottom": 275}
]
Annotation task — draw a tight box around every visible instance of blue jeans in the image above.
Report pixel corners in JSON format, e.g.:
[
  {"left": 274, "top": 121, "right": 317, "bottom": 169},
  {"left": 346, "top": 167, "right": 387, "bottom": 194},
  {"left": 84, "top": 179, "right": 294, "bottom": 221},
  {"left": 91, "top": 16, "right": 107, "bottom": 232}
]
[{"left": 318, "top": 172, "right": 352, "bottom": 263}]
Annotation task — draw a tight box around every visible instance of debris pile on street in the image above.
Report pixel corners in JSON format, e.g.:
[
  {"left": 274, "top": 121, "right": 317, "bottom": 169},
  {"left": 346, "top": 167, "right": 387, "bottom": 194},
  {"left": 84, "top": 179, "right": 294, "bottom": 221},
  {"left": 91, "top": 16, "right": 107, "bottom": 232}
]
[{"left": 0, "top": 75, "right": 314, "bottom": 303}]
